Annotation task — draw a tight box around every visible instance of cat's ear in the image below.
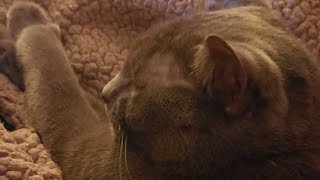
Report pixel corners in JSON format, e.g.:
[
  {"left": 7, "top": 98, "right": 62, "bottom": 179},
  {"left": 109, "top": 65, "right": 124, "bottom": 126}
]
[{"left": 204, "top": 34, "right": 250, "bottom": 117}]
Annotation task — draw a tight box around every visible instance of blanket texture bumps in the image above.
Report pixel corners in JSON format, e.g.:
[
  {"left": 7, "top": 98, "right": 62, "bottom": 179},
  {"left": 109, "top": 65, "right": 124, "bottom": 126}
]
[{"left": 0, "top": 0, "right": 319, "bottom": 179}]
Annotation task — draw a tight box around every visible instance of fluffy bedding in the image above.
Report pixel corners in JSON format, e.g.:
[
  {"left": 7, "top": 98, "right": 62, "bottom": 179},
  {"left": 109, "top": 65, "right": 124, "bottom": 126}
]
[{"left": 0, "top": 0, "right": 319, "bottom": 179}]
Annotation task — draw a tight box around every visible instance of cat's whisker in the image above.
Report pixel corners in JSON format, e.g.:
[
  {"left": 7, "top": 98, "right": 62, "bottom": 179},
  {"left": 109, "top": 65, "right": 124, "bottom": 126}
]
[
  {"left": 124, "top": 135, "right": 133, "bottom": 180},
  {"left": 112, "top": 129, "right": 121, "bottom": 176},
  {"left": 119, "top": 130, "right": 124, "bottom": 180},
  {"left": 168, "top": 166, "right": 178, "bottom": 176}
]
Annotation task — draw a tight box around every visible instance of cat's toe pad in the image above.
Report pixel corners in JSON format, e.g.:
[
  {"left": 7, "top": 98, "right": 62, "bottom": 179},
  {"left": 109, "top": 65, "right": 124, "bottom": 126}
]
[{"left": 7, "top": 2, "right": 51, "bottom": 39}]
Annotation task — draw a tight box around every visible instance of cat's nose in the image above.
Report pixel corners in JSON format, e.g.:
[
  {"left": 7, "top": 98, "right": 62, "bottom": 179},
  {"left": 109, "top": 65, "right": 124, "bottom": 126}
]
[{"left": 102, "top": 73, "right": 129, "bottom": 104}]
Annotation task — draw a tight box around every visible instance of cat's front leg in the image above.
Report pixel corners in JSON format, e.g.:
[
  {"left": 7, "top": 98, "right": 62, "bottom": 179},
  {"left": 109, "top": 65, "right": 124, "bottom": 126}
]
[{"left": 7, "top": 2, "right": 101, "bottom": 155}]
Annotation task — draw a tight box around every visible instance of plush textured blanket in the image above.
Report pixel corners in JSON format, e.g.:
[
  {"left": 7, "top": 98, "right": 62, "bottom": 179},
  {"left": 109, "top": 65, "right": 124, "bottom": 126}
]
[{"left": 0, "top": 0, "right": 319, "bottom": 179}]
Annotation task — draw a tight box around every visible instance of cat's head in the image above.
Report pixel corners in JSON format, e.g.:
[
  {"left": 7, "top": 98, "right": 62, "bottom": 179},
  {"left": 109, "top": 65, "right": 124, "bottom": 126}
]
[{"left": 102, "top": 34, "right": 288, "bottom": 177}]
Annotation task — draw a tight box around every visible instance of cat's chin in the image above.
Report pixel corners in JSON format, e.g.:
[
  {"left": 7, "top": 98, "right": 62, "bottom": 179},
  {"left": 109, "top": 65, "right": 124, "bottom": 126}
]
[{"left": 121, "top": 128, "right": 215, "bottom": 178}]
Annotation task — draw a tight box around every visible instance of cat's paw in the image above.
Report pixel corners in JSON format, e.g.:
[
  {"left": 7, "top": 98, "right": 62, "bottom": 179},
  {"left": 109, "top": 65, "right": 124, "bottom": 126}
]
[
  {"left": 0, "top": 25, "right": 24, "bottom": 91},
  {"left": 0, "top": 39, "right": 24, "bottom": 91},
  {"left": 7, "top": 1, "right": 51, "bottom": 39}
]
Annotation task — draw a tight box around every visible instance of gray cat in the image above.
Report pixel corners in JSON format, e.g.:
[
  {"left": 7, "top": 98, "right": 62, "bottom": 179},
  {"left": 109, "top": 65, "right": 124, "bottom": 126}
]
[{"left": 2, "top": 1, "right": 320, "bottom": 179}]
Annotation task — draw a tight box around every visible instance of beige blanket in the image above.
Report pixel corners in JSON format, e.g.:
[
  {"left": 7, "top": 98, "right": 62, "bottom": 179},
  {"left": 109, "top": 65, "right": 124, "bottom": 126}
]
[{"left": 0, "top": 0, "right": 319, "bottom": 179}]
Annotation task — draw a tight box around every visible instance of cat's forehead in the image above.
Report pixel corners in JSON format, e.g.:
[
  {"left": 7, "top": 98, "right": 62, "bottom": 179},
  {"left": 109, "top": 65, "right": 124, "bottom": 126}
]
[
  {"left": 140, "top": 53, "right": 194, "bottom": 89},
  {"left": 144, "top": 53, "right": 180, "bottom": 76}
]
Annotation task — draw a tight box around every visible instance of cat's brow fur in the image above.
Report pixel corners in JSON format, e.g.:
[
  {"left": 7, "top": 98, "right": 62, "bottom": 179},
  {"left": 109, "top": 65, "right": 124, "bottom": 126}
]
[{"left": 2, "top": 1, "right": 320, "bottom": 180}]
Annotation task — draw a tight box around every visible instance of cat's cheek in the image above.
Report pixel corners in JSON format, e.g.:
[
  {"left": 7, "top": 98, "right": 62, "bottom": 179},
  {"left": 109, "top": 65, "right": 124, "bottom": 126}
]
[{"left": 147, "top": 130, "right": 193, "bottom": 161}]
